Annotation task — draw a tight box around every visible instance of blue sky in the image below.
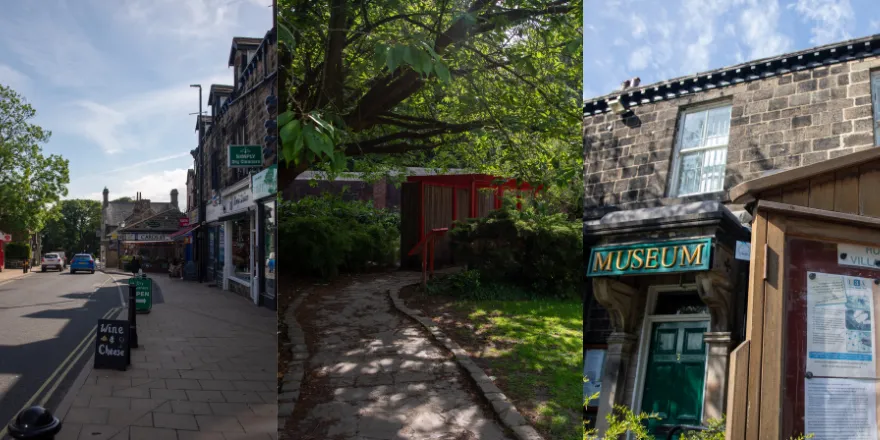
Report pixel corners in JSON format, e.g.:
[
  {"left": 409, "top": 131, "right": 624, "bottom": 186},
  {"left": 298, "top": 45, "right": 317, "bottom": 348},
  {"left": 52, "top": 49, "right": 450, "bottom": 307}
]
[
  {"left": 0, "top": 0, "right": 272, "bottom": 205},
  {"left": 585, "top": 0, "right": 880, "bottom": 100}
]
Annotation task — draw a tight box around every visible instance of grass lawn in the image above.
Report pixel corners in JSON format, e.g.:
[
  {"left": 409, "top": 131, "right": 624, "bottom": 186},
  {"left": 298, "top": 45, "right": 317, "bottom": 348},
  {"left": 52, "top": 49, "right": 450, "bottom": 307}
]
[{"left": 400, "top": 285, "right": 583, "bottom": 440}]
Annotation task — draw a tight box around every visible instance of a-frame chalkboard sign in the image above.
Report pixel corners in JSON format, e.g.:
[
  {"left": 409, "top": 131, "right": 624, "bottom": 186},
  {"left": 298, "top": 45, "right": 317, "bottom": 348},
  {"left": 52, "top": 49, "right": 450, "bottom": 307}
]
[{"left": 94, "top": 319, "right": 130, "bottom": 371}]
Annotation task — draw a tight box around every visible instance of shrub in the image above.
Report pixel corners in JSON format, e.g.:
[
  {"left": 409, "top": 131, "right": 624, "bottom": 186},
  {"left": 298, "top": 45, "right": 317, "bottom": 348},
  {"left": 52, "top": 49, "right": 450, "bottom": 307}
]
[
  {"left": 4, "top": 242, "right": 31, "bottom": 260},
  {"left": 279, "top": 192, "right": 399, "bottom": 278},
  {"left": 448, "top": 198, "right": 582, "bottom": 298}
]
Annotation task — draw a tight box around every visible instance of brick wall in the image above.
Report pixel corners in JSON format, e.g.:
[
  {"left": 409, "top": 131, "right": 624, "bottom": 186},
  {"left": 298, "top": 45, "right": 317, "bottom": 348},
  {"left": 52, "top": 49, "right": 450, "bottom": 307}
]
[{"left": 584, "top": 55, "right": 880, "bottom": 219}]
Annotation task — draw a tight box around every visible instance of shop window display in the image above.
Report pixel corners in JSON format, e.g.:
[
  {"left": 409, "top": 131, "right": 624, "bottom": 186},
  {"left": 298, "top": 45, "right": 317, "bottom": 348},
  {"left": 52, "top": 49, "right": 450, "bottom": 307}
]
[{"left": 231, "top": 217, "right": 250, "bottom": 282}]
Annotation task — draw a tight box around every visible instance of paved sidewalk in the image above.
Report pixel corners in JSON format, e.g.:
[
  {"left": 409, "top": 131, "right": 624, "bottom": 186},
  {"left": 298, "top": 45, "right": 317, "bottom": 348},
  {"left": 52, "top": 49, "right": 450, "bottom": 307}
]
[
  {"left": 281, "top": 272, "right": 513, "bottom": 440},
  {"left": 57, "top": 275, "right": 277, "bottom": 440},
  {"left": 0, "top": 268, "right": 34, "bottom": 284}
]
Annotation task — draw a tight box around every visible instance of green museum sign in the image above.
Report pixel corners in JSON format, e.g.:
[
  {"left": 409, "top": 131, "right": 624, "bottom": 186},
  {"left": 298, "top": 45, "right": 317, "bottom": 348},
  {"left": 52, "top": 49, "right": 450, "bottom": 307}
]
[
  {"left": 252, "top": 164, "right": 277, "bottom": 200},
  {"left": 587, "top": 238, "right": 713, "bottom": 277},
  {"left": 228, "top": 145, "right": 262, "bottom": 168}
]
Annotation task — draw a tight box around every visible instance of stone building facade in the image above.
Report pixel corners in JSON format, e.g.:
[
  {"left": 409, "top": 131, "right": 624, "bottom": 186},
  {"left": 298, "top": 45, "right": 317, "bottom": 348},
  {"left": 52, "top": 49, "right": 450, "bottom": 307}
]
[
  {"left": 196, "top": 29, "right": 277, "bottom": 309},
  {"left": 583, "top": 34, "right": 880, "bottom": 435}
]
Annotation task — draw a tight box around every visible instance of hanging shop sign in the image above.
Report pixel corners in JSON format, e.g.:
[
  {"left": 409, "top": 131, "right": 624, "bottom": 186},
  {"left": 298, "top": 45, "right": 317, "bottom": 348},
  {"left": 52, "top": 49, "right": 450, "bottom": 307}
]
[
  {"left": 587, "top": 237, "right": 713, "bottom": 277},
  {"left": 179, "top": 217, "right": 190, "bottom": 227},
  {"left": 121, "top": 233, "right": 172, "bottom": 242},
  {"left": 227, "top": 145, "right": 262, "bottom": 168},
  {"left": 252, "top": 164, "right": 277, "bottom": 200}
]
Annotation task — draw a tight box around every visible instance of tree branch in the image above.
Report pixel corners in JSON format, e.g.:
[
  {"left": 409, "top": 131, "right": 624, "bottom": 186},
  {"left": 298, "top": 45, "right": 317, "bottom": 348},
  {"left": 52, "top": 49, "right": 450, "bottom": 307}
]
[{"left": 316, "top": 0, "right": 348, "bottom": 111}]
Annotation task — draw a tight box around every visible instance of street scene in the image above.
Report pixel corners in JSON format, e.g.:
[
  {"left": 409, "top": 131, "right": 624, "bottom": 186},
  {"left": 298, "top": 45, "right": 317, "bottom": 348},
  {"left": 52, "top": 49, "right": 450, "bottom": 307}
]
[
  {"left": 0, "top": 2, "right": 277, "bottom": 439},
  {"left": 277, "top": 1, "right": 582, "bottom": 440}
]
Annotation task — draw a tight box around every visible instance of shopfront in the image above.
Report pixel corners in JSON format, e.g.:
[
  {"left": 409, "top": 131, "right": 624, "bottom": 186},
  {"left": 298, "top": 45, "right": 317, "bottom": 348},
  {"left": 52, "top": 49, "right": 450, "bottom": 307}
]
[
  {"left": 119, "top": 232, "right": 175, "bottom": 273},
  {"left": 252, "top": 165, "right": 277, "bottom": 310},
  {"left": 219, "top": 179, "right": 256, "bottom": 303},
  {"left": 724, "top": 148, "right": 880, "bottom": 440},
  {"left": 585, "top": 201, "right": 750, "bottom": 436},
  {"left": 205, "top": 191, "right": 225, "bottom": 284}
]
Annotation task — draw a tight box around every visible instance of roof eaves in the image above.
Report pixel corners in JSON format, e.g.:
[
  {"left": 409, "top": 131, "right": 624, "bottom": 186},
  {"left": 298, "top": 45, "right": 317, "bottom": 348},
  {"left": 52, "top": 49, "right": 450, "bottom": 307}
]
[{"left": 584, "top": 33, "right": 880, "bottom": 117}]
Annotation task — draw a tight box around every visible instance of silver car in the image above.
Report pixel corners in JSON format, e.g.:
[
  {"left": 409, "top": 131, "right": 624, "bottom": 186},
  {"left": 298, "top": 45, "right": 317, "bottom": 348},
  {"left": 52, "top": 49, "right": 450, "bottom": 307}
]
[{"left": 41, "top": 253, "right": 63, "bottom": 272}]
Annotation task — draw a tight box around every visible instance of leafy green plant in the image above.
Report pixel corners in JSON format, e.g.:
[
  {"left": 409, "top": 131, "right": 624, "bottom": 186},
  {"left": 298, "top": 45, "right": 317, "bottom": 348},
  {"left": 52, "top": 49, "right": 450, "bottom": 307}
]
[
  {"left": 448, "top": 197, "right": 582, "bottom": 298},
  {"left": 3, "top": 241, "right": 30, "bottom": 261},
  {"left": 278, "top": 192, "right": 399, "bottom": 278}
]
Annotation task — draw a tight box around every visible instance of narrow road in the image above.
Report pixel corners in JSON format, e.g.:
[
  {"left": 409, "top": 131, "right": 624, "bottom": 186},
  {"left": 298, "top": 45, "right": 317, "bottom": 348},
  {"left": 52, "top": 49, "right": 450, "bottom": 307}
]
[{"left": 0, "top": 270, "right": 125, "bottom": 434}]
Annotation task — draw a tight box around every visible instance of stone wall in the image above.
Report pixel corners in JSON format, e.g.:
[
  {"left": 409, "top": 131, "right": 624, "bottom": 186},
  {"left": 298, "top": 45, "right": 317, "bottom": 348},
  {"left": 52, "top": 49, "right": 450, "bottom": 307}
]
[{"left": 584, "top": 55, "right": 880, "bottom": 219}]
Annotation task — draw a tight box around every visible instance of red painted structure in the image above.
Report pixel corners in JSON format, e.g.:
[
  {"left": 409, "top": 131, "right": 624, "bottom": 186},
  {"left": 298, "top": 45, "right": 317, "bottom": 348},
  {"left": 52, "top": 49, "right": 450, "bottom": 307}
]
[{"left": 400, "top": 174, "right": 540, "bottom": 271}]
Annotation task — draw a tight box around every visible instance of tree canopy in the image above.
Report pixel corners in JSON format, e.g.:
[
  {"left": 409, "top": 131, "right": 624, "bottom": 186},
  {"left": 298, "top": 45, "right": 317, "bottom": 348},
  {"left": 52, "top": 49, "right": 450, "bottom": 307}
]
[
  {"left": 0, "top": 84, "right": 69, "bottom": 233},
  {"left": 277, "top": 0, "right": 583, "bottom": 214},
  {"left": 41, "top": 199, "right": 102, "bottom": 257}
]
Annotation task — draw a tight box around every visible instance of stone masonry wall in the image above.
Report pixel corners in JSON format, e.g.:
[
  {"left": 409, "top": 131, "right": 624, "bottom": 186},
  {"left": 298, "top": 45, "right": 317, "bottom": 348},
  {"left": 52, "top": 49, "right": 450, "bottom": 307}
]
[{"left": 584, "top": 55, "right": 880, "bottom": 219}]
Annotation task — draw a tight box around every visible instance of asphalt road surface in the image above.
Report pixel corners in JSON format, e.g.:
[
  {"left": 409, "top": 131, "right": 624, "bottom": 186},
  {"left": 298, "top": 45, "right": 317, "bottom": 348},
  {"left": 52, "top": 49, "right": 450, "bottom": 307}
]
[{"left": 0, "top": 269, "right": 125, "bottom": 435}]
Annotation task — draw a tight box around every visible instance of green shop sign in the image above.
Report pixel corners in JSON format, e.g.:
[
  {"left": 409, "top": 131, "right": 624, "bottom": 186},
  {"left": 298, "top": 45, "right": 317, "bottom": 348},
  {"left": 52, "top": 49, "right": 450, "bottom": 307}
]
[
  {"left": 252, "top": 164, "right": 277, "bottom": 200},
  {"left": 228, "top": 145, "right": 262, "bottom": 168},
  {"left": 587, "top": 238, "right": 713, "bottom": 277},
  {"left": 128, "top": 277, "right": 153, "bottom": 313}
]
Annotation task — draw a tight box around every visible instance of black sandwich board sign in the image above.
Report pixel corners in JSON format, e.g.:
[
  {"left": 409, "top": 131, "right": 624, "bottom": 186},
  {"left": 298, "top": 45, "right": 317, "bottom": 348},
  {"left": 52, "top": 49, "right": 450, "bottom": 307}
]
[{"left": 94, "top": 319, "right": 130, "bottom": 371}]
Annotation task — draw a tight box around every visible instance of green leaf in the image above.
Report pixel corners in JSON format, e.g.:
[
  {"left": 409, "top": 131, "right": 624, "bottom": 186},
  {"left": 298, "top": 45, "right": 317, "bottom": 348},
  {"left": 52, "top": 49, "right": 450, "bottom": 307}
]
[
  {"left": 279, "top": 119, "right": 301, "bottom": 146},
  {"left": 277, "top": 111, "right": 294, "bottom": 127},
  {"left": 331, "top": 151, "right": 346, "bottom": 171},
  {"left": 303, "top": 124, "right": 334, "bottom": 158},
  {"left": 420, "top": 41, "right": 440, "bottom": 60},
  {"left": 415, "top": 50, "right": 433, "bottom": 76},
  {"left": 277, "top": 21, "right": 295, "bottom": 50},
  {"left": 281, "top": 137, "right": 297, "bottom": 166},
  {"left": 453, "top": 12, "right": 477, "bottom": 26},
  {"left": 434, "top": 62, "right": 451, "bottom": 83},
  {"left": 373, "top": 44, "right": 389, "bottom": 71},
  {"left": 387, "top": 45, "right": 404, "bottom": 72},
  {"left": 402, "top": 45, "right": 417, "bottom": 70}
]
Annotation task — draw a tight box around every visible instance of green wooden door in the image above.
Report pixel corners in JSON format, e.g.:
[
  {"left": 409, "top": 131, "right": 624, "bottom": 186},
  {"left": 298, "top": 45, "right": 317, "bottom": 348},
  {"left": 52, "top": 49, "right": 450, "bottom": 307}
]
[{"left": 640, "top": 320, "right": 709, "bottom": 436}]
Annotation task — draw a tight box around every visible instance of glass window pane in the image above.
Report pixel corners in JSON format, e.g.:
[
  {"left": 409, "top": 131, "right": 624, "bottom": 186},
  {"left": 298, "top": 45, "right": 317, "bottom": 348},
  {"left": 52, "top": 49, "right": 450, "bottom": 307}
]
[
  {"left": 677, "top": 151, "right": 703, "bottom": 195},
  {"left": 705, "top": 106, "right": 732, "bottom": 147},
  {"left": 871, "top": 71, "right": 880, "bottom": 147},
  {"left": 680, "top": 110, "right": 707, "bottom": 151}
]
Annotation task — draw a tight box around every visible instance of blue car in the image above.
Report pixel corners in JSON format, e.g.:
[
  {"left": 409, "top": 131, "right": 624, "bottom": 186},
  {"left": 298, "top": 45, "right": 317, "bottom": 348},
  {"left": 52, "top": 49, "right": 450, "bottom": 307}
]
[{"left": 70, "top": 254, "right": 96, "bottom": 274}]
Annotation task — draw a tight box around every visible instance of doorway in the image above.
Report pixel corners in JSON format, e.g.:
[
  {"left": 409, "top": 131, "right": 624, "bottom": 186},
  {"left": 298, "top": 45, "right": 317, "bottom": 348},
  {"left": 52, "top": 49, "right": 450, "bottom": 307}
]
[{"left": 633, "top": 286, "right": 711, "bottom": 437}]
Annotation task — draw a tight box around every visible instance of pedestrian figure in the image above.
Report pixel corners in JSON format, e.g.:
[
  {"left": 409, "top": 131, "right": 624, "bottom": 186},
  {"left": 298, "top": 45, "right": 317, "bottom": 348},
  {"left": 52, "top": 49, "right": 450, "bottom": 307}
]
[
  {"left": 130, "top": 256, "right": 141, "bottom": 276},
  {"left": 22, "top": 259, "right": 28, "bottom": 273}
]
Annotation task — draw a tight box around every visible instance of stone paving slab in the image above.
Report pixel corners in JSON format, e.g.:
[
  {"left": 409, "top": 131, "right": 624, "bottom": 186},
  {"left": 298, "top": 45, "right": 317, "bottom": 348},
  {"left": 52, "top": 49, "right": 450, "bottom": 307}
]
[
  {"left": 279, "top": 272, "right": 513, "bottom": 440},
  {"left": 56, "top": 276, "right": 277, "bottom": 440}
]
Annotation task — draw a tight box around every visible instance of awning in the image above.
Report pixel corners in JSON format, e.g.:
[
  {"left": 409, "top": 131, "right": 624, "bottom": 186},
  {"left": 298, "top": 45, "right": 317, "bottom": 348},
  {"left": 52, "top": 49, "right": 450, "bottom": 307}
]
[{"left": 170, "top": 224, "right": 201, "bottom": 240}]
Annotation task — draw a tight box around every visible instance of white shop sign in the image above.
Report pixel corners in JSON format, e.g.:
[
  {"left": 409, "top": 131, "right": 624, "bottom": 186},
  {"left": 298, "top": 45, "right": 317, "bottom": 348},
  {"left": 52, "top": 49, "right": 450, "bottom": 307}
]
[
  {"left": 121, "top": 233, "right": 171, "bottom": 242},
  {"left": 224, "top": 187, "right": 253, "bottom": 216}
]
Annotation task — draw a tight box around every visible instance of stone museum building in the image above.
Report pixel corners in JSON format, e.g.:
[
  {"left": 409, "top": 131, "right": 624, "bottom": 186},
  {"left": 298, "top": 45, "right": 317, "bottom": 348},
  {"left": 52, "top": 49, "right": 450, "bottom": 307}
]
[{"left": 584, "top": 34, "right": 880, "bottom": 438}]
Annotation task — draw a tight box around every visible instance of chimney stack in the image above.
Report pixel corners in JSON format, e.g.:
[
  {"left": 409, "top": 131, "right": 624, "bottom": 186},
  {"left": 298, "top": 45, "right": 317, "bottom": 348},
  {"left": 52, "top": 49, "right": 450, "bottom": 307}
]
[
  {"left": 102, "top": 188, "right": 109, "bottom": 208},
  {"left": 170, "top": 189, "right": 179, "bottom": 209}
]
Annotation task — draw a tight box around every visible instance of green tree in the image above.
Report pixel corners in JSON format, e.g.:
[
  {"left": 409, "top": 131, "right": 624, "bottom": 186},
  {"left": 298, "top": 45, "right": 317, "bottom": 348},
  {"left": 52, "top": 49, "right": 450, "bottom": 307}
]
[
  {"left": 0, "top": 84, "right": 69, "bottom": 233},
  {"left": 111, "top": 196, "right": 134, "bottom": 203},
  {"left": 277, "top": 0, "right": 583, "bottom": 214},
  {"left": 41, "top": 199, "right": 102, "bottom": 257}
]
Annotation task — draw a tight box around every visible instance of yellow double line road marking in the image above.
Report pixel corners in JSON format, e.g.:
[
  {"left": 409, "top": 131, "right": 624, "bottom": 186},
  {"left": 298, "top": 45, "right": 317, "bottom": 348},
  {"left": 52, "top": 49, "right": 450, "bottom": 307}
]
[{"left": 0, "top": 306, "right": 121, "bottom": 437}]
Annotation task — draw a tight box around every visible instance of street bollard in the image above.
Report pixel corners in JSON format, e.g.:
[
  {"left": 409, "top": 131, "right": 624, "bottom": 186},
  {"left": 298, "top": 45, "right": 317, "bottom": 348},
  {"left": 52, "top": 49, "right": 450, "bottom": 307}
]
[
  {"left": 128, "top": 284, "right": 139, "bottom": 349},
  {"left": 6, "top": 405, "right": 62, "bottom": 439}
]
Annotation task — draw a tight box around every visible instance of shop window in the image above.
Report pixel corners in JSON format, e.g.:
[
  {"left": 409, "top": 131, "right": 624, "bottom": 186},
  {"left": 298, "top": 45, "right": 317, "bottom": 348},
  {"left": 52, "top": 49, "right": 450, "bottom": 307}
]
[
  {"left": 653, "top": 290, "right": 708, "bottom": 315},
  {"left": 263, "top": 201, "right": 276, "bottom": 297},
  {"left": 670, "top": 103, "right": 732, "bottom": 197},
  {"left": 871, "top": 70, "right": 880, "bottom": 146},
  {"left": 230, "top": 217, "right": 250, "bottom": 282}
]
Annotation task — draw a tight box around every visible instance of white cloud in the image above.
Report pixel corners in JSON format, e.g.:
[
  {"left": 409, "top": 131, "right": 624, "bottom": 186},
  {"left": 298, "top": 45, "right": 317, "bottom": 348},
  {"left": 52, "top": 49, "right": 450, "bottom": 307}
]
[
  {"left": 740, "top": 0, "right": 792, "bottom": 60},
  {"left": 790, "top": 0, "right": 854, "bottom": 45},
  {"left": 631, "top": 15, "right": 647, "bottom": 38},
  {"left": 115, "top": 0, "right": 265, "bottom": 42},
  {"left": 78, "top": 168, "right": 188, "bottom": 203},
  {"left": 629, "top": 47, "right": 653, "bottom": 70},
  {"left": 57, "top": 74, "right": 227, "bottom": 155},
  {"left": 0, "top": 4, "right": 114, "bottom": 89},
  {"left": 0, "top": 64, "right": 29, "bottom": 92},
  {"left": 871, "top": 20, "right": 880, "bottom": 31}
]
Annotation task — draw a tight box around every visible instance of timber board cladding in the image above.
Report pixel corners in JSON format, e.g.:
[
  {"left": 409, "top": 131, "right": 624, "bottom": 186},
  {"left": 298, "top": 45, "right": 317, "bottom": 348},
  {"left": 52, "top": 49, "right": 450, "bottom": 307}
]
[
  {"left": 758, "top": 160, "right": 880, "bottom": 216},
  {"left": 423, "top": 185, "right": 455, "bottom": 264},
  {"left": 399, "top": 182, "right": 421, "bottom": 270},
  {"left": 729, "top": 161, "right": 880, "bottom": 439}
]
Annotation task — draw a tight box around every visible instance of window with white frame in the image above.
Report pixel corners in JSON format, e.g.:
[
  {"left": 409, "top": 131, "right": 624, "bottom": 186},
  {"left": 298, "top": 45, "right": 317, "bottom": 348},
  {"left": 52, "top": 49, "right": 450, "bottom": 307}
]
[
  {"left": 871, "top": 71, "right": 880, "bottom": 146},
  {"left": 670, "top": 103, "right": 732, "bottom": 197}
]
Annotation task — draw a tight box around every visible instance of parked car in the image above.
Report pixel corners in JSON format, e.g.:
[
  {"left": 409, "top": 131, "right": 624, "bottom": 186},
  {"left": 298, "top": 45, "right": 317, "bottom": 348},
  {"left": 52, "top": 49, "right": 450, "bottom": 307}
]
[
  {"left": 41, "top": 253, "right": 63, "bottom": 272},
  {"left": 51, "top": 251, "right": 67, "bottom": 268},
  {"left": 69, "top": 254, "right": 95, "bottom": 274}
]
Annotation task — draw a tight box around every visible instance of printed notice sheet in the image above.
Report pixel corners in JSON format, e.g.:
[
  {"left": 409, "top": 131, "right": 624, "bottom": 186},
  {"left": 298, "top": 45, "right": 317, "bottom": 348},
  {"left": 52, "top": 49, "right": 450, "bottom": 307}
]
[
  {"left": 805, "top": 378, "right": 878, "bottom": 440},
  {"left": 807, "top": 272, "right": 877, "bottom": 378}
]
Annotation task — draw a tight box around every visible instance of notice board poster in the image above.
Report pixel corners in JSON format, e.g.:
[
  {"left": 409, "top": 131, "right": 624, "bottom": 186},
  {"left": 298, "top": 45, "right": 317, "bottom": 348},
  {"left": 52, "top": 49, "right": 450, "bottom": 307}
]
[
  {"left": 807, "top": 271, "right": 876, "bottom": 378},
  {"left": 783, "top": 239, "right": 880, "bottom": 439}
]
